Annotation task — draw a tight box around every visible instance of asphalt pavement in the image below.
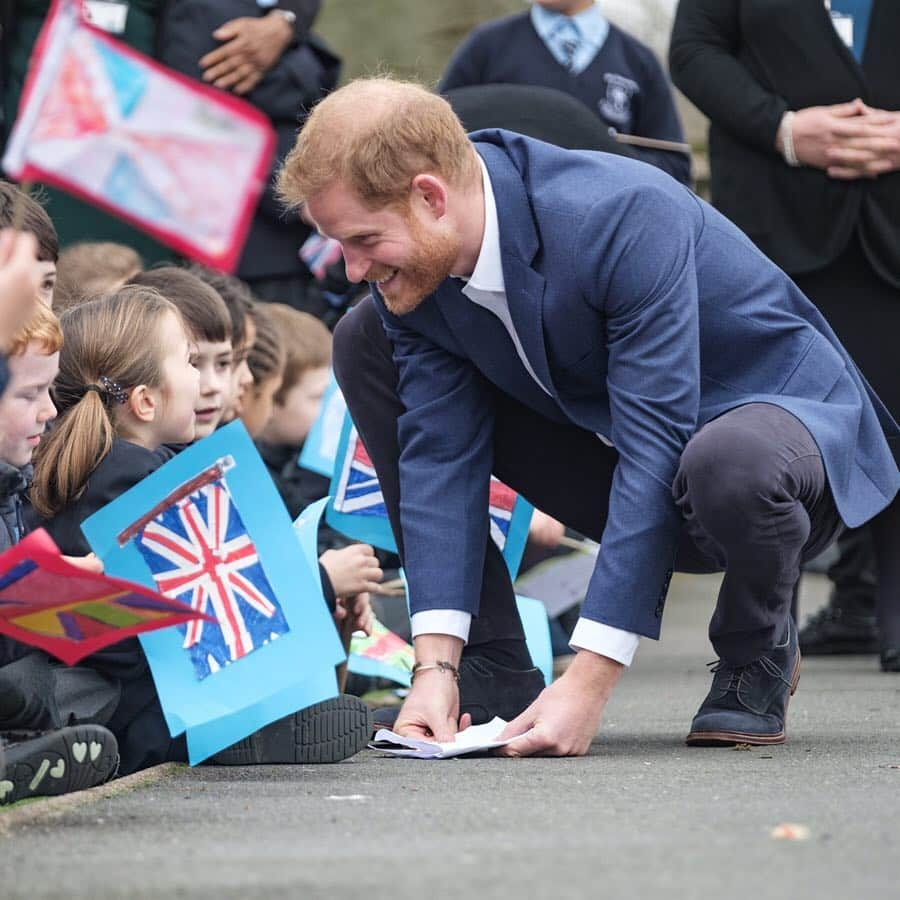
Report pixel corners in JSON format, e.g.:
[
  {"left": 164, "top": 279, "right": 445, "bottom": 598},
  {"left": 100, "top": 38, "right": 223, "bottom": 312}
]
[{"left": 3, "top": 571, "right": 898, "bottom": 900}]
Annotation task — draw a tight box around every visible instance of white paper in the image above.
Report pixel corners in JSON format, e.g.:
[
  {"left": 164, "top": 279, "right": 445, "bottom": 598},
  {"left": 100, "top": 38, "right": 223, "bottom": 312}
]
[{"left": 370, "top": 717, "right": 525, "bottom": 758}]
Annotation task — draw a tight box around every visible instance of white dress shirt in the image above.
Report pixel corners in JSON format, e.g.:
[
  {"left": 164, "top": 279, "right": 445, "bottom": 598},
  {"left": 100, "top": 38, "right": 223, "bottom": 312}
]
[{"left": 410, "top": 159, "right": 640, "bottom": 667}]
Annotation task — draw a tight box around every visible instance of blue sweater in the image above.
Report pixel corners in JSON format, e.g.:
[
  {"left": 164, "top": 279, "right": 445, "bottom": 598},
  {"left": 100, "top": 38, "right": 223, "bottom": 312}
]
[{"left": 440, "top": 12, "right": 690, "bottom": 185}]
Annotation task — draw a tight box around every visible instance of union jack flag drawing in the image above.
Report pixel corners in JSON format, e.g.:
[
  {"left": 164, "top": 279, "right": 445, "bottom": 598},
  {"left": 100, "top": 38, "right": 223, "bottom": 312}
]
[
  {"left": 488, "top": 480, "right": 517, "bottom": 553},
  {"left": 126, "top": 460, "right": 289, "bottom": 680},
  {"left": 327, "top": 414, "right": 534, "bottom": 576},
  {"left": 332, "top": 428, "right": 386, "bottom": 518}
]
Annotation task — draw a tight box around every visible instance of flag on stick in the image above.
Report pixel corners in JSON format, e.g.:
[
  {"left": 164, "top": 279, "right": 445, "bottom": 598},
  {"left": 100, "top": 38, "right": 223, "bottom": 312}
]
[{"left": 2, "top": 0, "right": 275, "bottom": 272}]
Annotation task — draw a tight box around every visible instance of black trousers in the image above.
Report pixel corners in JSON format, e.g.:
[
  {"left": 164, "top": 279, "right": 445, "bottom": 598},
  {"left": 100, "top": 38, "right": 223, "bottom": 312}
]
[
  {"left": 793, "top": 236, "right": 900, "bottom": 648},
  {"left": 334, "top": 298, "right": 844, "bottom": 666}
]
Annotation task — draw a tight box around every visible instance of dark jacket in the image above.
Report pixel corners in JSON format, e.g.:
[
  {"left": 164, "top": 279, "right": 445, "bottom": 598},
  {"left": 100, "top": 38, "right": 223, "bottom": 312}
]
[
  {"left": 669, "top": 0, "right": 900, "bottom": 284},
  {"left": 35, "top": 439, "right": 165, "bottom": 556},
  {"left": 0, "top": 460, "right": 29, "bottom": 552},
  {"left": 158, "top": 0, "right": 341, "bottom": 281},
  {"left": 440, "top": 12, "right": 690, "bottom": 184}
]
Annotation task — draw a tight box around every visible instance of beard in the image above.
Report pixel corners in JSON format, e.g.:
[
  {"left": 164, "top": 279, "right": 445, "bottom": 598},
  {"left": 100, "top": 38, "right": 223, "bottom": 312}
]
[{"left": 370, "top": 215, "right": 461, "bottom": 316}]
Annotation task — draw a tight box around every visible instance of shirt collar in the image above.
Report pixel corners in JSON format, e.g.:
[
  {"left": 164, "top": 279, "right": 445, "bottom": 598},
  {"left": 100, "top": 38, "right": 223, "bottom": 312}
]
[
  {"left": 459, "top": 155, "right": 505, "bottom": 295},
  {"left": 530, "top": 2, "right": 608, "bottom": 47}
]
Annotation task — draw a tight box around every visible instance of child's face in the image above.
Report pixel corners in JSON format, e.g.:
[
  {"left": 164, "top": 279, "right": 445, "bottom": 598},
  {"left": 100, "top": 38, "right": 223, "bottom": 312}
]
[
  {"left": 191, "top": 338, "right": 233, "bottom": 439},
  {"left": 225, "top": 316, "right": 256, "bottom": 422},
  {"left": 36, "top": 261, "right": 56, "bottom": 307},
  {"left": 259, "top": 365, "right": 329, "bottom": 446},
  {"left": 0, "top": 342, "right": 58, "bottom": 467},
  {"left": 240, "top": 373, "right": 283, "bottom": 439},
  {"left": 154, "top": 311, "right": 200, "bottom": 445}
]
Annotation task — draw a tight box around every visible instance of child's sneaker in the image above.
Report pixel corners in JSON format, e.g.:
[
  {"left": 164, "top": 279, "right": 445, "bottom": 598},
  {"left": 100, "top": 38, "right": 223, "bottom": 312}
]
[
  {"left": 0, "top": 724, "right": 119, "bottom": 805},
  {"left": 209, "top": 695, "right": 373, "bottom": 765}
]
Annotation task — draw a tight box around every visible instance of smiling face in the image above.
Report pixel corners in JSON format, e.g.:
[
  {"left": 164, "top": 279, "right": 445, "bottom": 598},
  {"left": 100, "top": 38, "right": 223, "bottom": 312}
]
[
  {"left": 191, "top": 338, "right": 233, "bottom": 438},
  {"left": 0, "top": 343, "right": 59, "bottom": 467},
  {"left": 305, "top": 181, "right": 461, "bottom": 316}
]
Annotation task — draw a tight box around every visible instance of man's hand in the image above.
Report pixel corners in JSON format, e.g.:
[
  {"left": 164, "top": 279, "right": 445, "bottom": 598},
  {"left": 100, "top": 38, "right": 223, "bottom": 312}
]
[
  {"left": 786, "top": 98, "right": 875, "bottom": 170},
  {"left": 394, "top": 633, "right": 467, "bottom": 742},
  {"left": 199, "top": 13, "right": 294, "bottom": 95},
  {"left": 825, "top": 108, "right": 900, "bottom": 179},
  {"left": 495, "top": 649, "right": 624, "bottom": 757},
  {"left": 0, "top": 229, "right": 41, "bottom": 351}
]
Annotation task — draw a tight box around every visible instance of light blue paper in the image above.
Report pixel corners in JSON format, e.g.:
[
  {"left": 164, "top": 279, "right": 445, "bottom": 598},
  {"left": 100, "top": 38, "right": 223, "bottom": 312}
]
[
  {"left": 298, "top": 372, "right": 346, "bottom": 477},
  {"left": 82, "top": 421, "right": 345, "bottom": 764},
  {"left": 516, "top": 595, "right": 552, "bottom": 687}
]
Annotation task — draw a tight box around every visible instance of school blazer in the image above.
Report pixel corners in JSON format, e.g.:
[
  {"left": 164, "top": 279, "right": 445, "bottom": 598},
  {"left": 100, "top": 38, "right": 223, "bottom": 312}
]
[
  {"left": 669, "top": 0, "right": 900, "bottom": 284},
  {"left": 370, "top": 130, "right": 899, "bottom": 640}
]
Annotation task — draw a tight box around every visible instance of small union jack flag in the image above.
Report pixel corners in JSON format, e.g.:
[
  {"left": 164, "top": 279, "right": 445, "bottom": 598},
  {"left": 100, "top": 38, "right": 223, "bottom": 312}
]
[
  {"left": 132, "top": 477, "right": 289, "bottom": 680},
  {"left": 332, "top": 428, "right": 386, "bottom": 518},
  {"left": 488, "top": 480, "right": 517, "bottom": 552}
]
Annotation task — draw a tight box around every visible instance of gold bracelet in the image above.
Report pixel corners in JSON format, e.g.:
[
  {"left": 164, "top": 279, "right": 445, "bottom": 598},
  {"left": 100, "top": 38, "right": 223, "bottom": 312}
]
[{"left": 411, "top": 660, "right": 460, "bottom": 682}]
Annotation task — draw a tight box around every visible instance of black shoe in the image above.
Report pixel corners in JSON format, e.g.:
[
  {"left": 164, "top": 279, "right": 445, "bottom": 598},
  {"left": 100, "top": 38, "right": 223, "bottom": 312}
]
[
  {"left": 0, "top": 724, "right": 119, "bottom": 805},
  {"left": 798, "top": 605, "right": 878, "bottom": 655},
  {"left": 880, "top": 648, "right": 900, "bottom": 672},
  {"left": 208, "top": 695, "right": 372, "bottom": 765},
  {"left": 372, "top": 655, "right": 545, "bottom": 733},
  {"left": 686, "top": 620, "right": 801, "bottom": 747}
]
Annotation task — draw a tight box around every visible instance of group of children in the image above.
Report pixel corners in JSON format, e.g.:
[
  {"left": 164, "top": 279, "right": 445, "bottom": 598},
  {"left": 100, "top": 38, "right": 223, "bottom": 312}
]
[{"left": 0, "top": 182, "right": 379, "bottom": 805}]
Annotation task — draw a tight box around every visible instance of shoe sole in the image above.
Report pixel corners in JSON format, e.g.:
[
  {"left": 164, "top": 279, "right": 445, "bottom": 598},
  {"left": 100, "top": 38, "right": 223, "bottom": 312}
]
[
  {"left": 0, "top": 725, "right": 119, "bottom": 805},
  {"left": 294, "top": 697, "right": 373, "bottom": 764},
  {"left": 209, "top": 695, "right": 373, "bottom": 765},
  {"left": 685, "top": 651, "right": 802, "bottom": 747}
]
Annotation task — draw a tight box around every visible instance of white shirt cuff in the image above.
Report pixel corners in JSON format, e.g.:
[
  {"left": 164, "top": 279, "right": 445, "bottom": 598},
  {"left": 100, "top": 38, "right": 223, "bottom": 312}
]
[
  {"left": 410, "top": 610, "right": 472, "bottom": 643},
  {"left": 569, "top": 617, "right": 640, "bottom": 667}
]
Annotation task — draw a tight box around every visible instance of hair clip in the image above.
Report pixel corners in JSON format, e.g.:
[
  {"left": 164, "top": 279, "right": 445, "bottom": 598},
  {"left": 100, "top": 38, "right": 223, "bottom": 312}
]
[{"left": 98, "top": 375, "right": 129, "bottom": 405}]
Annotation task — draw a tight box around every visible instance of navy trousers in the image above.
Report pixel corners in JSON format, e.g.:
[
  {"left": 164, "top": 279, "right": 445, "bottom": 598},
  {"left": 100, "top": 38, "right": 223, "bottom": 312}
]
[{"left": 334, "top": 297, "right": 844, "bottom": 666}]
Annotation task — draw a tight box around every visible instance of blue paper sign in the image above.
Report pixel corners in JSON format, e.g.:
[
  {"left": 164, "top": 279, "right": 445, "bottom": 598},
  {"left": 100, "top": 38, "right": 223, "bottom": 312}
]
[
  {"left": 326, "top": 412, "right": 534, "bottom": 578},
  {"left": 516, "top": 595, "right": 552, "bottom": 688},
  {"left": 83, "top": 421, "right": 345, "bottom": 764},
  {"left": 298, "top": 371, "right": 346, "bottom": 477}
]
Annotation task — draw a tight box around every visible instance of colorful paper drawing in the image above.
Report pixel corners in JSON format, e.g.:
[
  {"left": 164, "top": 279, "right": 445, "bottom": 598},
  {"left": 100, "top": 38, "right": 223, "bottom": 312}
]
[
  {"left": 348, "top": 617, "right": 414, "bottom": 687},
  {"left": 83, "top": 421, "right": 344, "bottom": 764},
  {"left": 327, "top": 413, "right": 534, "bottom": 577},
  {"left": 0, "top": 528, "right": 211, "bottom": 665},
  {"left": 2, "top": 0, "right": 274, "bottom": 272},
  {"left": 298, "top": 371, "right": 346, "bottom": 477},
  {"left": 125, "top": 457, "right": 290, "bottom": 681}
]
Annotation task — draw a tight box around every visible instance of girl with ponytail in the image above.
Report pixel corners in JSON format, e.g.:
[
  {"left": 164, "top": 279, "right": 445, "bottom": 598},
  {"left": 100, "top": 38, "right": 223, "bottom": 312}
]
[{"left": 31, "top": 286, "right": 199, "bottom": 553}]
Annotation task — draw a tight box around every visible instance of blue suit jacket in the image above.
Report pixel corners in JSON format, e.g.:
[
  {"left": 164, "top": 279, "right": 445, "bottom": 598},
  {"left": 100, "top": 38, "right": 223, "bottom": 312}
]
[{"left": 371, "top": 129, "right": 900, "bottom": 639}]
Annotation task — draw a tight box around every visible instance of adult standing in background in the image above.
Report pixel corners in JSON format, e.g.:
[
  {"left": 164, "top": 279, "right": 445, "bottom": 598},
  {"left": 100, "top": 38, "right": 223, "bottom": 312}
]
[
  {"left": 159, "top": 0, "right": 339, "bottom": 313},
  {"left": 670, "top": 0, "right": 900, "bottom": 672},
  {"left": 440, "top": 0, "right": 691, "bottom": 185}
]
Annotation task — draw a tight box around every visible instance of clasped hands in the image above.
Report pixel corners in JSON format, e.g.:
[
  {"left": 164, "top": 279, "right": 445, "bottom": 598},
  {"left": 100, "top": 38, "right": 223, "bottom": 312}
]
[
  {"left": 786, "top": 98, "right": 900, "bottom": 179},
  {"left": 199, "top": 12, "right": 295, "bottom": 96},
  {"left": 394, "top": 640, "right": 623, "bottom": 758}
]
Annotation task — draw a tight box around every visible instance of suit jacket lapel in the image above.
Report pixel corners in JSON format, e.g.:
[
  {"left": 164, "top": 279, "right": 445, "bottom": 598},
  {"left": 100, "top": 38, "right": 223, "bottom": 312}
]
[{"left": 475, "top": 141, "right": 556, "bottom": 397}]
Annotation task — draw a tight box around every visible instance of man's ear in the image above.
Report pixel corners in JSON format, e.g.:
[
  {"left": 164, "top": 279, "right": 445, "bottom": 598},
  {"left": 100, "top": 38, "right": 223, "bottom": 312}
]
[
  {"left": 410, "top": 174, "right": 448, "bottom": 220},
  {"left": 127, "top": 384, "right": 157, "bottom": 424}
]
